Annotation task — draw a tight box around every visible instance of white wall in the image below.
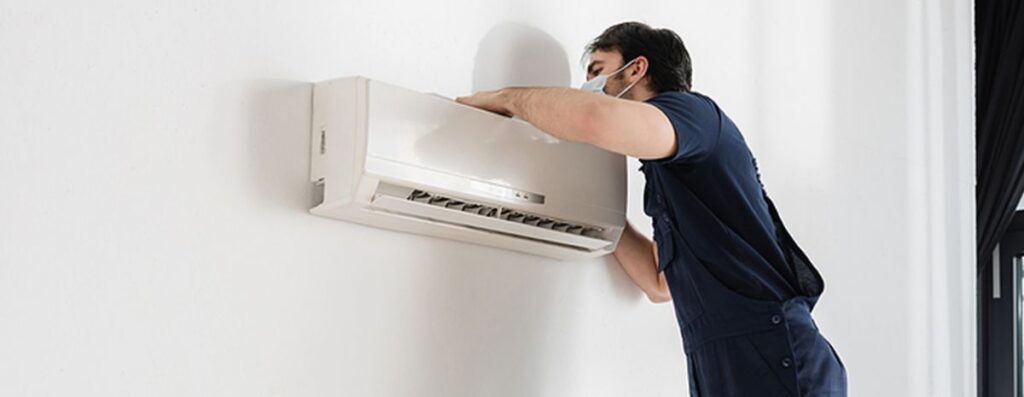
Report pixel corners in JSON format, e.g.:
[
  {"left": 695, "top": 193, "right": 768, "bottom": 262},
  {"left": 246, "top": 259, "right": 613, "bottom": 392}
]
[{"left": 0, "top": 1, "right": 974, "bottom": 396}]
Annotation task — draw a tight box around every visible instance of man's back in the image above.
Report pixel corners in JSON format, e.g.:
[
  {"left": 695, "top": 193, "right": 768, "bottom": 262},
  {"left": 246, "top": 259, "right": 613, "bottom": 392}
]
[{"left": 641, "top": 90, "right": 814, "bottom": 301}]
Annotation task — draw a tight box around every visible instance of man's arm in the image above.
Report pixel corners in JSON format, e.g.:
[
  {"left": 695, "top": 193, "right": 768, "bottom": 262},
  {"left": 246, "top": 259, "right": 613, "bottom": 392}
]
[
  {"left": 454, "top": 87, "right": 676, "bottom": 160},
  {"left": 454, "top": 88, "right": 673, "bottom": 302},
  {"left": 613, "top": 222, "right": 671, "bottom": 303}
]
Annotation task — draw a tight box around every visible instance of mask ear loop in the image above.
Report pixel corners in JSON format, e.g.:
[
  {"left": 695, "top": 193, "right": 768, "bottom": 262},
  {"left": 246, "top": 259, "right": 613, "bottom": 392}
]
[
  {"left": 614, "top": 78, "right": 640, "bottom": 98},
  {"left": 613, "top": 58, "right": 642, "bottom": 98}
]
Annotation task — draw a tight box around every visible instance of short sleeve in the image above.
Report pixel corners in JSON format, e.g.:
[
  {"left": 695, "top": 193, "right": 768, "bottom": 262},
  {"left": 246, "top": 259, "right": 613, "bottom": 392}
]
[{"left": 644, "top": 92, "right": 721, "bottom": 165}]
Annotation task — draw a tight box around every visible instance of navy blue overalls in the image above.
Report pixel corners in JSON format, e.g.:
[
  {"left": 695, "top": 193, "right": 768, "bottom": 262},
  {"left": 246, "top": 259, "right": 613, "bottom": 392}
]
[{"left": 640, "top": 91, "right": 848, "bottom": 396}]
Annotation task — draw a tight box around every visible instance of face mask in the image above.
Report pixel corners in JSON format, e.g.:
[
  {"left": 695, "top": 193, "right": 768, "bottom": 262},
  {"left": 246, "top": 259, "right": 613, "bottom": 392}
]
[{"left": 581, "top": 57, "right": 640, "bottom": 98}]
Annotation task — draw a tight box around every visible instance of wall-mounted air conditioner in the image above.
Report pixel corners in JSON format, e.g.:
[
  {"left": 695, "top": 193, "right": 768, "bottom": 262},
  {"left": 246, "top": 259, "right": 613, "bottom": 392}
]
[{"left": 309, "top": 76, "right": 626, "bottom": 260}]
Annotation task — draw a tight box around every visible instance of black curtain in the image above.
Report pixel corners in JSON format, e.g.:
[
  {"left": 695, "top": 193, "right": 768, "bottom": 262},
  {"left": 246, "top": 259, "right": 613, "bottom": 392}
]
[{"left": 976, "top": 0, "right": 1024, "bottom": 275}]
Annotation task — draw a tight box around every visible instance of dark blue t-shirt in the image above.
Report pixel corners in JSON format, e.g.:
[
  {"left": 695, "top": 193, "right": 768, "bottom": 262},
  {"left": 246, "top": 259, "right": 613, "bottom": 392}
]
[{"left": 640, "top": 91, "right": 803, "bottom": 301}]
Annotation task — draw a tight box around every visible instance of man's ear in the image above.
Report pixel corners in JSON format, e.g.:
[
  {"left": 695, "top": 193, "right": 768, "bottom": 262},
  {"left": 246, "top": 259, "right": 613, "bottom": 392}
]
[{"left": 632, "top": 56, "right": 650, "bottom": 79}]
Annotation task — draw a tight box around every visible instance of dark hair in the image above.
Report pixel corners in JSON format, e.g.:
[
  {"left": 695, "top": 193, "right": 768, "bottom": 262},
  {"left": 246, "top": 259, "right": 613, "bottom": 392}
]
[{"left": 583, "top": 22, "right": 692, "bottom": 93}]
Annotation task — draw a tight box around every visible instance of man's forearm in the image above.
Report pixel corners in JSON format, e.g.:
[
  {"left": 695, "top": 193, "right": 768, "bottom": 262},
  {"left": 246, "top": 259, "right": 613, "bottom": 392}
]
[
  {"left": 500, "top": 87, "right": 607, "bottom": 143},
  {"left": 456, "top": 83, "right": 673, "bottom": 159},
  {"left": 614, "top": 222, "right": 671, "bottom": 303}
]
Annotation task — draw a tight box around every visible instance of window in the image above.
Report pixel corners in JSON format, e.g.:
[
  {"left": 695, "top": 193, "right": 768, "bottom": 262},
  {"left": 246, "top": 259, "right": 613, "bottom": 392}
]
[{"left": 982, "top": 212, "right": 1024, "bottom": 396}]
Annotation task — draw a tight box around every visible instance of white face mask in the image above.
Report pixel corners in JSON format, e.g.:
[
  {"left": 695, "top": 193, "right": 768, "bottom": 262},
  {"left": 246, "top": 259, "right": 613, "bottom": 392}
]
[{"left": 581, "top": 57, "right": 640, "bottom": 98}]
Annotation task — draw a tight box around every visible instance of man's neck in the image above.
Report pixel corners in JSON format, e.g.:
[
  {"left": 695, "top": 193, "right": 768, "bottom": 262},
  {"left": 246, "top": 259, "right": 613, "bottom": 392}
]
[{"left": 627, "top": 86, "right": 658, "bottom": 102}]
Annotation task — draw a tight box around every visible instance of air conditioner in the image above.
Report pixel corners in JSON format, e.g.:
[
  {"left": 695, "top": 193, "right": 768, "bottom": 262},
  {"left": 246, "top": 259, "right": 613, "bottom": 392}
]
[{"left": 309, "top": 76, "right": 626, "bottom": 260}]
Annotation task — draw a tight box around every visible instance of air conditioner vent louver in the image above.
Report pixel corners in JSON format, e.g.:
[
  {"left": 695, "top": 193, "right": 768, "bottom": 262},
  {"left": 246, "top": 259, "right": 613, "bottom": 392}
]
[{"left": 407, "top": 189, "right": 604, "bottom": 238}]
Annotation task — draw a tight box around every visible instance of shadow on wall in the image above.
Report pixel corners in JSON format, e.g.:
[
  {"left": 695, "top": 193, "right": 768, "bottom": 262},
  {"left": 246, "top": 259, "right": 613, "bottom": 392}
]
[
  {"left": 244, "top": 79, "right": 316, "bottom": 212},
  {"left": 471, "top": 21, "right": 572, "bottom": 91}
]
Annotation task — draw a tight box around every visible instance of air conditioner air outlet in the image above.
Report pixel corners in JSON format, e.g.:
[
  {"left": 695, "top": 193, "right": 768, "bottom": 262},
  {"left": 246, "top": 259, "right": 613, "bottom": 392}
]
[
  {"left": 402, "top": 188, "right": 605, "bottom": 239},
  {"left": 369, "top": 182, "right": 612, "bottom": 251}
]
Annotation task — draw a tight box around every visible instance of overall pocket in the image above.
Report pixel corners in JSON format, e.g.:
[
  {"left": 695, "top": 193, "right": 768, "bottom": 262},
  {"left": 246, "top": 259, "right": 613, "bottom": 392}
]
[{"left": 656, "top": 215, "right": 705, "bottom": 326}]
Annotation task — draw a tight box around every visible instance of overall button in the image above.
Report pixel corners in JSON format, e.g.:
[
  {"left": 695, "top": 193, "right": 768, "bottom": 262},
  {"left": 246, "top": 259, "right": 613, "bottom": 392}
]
[
  {"left": 781, "top": 357, "right": 792, "bottom": 368},
  {"left": 770, "top": 314, "right": 782, "bottom": 325}
]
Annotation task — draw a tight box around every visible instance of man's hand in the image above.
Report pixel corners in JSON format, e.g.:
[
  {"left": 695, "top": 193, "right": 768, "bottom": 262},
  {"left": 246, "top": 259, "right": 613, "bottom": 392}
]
[{"left": 455, "top": 89, "right": 513, "bottom": 117}]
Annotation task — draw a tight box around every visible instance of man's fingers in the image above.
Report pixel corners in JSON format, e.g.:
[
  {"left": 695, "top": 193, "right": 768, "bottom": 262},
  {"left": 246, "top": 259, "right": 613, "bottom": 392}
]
[{"left": 454, "top": 92, "right": 511, "bottom": 117}]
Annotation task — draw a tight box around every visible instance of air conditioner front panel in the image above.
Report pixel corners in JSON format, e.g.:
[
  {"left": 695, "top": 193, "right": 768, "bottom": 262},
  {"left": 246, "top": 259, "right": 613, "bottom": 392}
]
[{"left": 362, "top": 79, "right": 626, "bottom": 214}]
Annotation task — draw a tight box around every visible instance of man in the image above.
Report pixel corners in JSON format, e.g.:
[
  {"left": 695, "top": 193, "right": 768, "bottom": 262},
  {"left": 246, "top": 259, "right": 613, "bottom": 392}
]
[{"left": 456, "top": 22, "right": 847, "bottom": 396}]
